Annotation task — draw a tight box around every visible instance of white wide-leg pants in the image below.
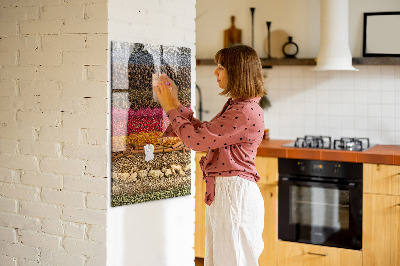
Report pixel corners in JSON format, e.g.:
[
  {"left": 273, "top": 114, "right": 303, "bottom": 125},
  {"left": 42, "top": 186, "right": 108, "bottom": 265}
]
[{"left": 205, "top": 176, "right": 264, "bottom": 266}]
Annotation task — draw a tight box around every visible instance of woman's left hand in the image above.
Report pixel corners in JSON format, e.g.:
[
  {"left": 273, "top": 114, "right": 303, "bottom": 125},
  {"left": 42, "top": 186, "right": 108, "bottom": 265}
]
[{"left": 153, "top": 77, "right": 175, "bottom": 113}]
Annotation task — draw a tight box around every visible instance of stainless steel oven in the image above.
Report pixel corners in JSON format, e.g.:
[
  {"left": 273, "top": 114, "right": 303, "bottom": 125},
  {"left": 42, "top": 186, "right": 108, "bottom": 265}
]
[{"left": 278, "top": 158, "right": 363, "bottom": 250}]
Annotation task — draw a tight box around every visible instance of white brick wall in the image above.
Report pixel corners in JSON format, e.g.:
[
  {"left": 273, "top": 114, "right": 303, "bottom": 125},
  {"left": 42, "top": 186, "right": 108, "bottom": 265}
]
[
  {"left": 40, "top": 249, "right": 85, "bottom": 266},
  {"left": 0, "top": 0, "right": 108, "bottom": 265},
  {"left": 0, "top": 226, "right": 17, "bottom": 242},
  {"left": 64, "top": 222, "right": 85, "bottom": 239},
  {"left": 42, "top": 219, "right": 64, "bottom": 236},
  {"left": 1, "top": 0, "right": 198, "bottom": 264}
]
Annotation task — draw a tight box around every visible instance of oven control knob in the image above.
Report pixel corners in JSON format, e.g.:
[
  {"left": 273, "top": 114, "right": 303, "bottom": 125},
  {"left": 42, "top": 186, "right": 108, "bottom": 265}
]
[
  {"left": 334, "top": 164, "right": 341, "bottom": 174},
  {"left": 298, "top": 161, "right": 305, "bottom": 171},
  {"left": 334, "top": 167, "right": 339, "bottom": 174}
]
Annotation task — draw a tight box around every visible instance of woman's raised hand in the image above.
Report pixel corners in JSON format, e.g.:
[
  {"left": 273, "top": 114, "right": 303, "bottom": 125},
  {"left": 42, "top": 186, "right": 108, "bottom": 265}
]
[
  {"left": 153, "top": 75, "right": 175, "bottom": 113},
  {"left": 159, "top": 74, "right": 180, "bottom": 109}
]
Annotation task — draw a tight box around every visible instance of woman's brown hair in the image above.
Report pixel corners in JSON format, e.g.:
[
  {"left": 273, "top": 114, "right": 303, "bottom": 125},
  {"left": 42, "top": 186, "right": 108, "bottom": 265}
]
[{"left": 214, "top": 44, "right": 266, "bottom": 99}]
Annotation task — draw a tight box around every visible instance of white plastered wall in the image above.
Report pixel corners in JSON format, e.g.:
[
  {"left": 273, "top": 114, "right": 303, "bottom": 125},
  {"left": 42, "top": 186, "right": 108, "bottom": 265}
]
[{"left": 107, "top": 1, "right": 197, "bottom": 266}]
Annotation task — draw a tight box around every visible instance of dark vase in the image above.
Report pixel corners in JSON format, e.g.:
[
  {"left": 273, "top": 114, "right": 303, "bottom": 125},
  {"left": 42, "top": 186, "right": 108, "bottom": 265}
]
[{"left": 282, "top": 36, "right": 299, "bottom": 58}]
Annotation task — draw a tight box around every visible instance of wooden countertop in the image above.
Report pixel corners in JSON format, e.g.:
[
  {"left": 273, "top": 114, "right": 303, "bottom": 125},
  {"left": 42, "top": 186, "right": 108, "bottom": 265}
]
[{"left": 257, "top": 139, "right": 400, "bottom": 165}]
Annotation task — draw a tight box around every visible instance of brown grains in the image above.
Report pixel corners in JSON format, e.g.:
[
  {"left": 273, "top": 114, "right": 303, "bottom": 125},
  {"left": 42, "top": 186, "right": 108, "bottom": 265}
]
[{"left": 111, "top": 150, "right": 191, "bottom": 196}]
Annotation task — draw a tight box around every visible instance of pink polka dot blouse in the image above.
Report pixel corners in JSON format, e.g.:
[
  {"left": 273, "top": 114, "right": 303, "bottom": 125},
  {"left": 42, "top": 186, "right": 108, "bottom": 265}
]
[{"left": 163, "top": 97, "right": 265, "bottom": 205}]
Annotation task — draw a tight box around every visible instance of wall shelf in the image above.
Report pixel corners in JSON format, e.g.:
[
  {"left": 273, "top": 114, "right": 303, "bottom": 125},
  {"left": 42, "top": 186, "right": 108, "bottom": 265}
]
[
  {"left": 352, "top": 57, "right": 400, "bottom": 65},
  {"left": 196, "top": 57, "right": 400, "bottom": 67}
]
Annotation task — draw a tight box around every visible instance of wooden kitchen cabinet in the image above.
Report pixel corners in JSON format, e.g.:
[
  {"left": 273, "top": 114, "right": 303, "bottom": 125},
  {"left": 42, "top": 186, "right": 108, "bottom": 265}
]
[
  {"left": 195, "top": 152, "right": 207, "bottom": 258},
  {"left": 255, "top": 156, "right": 278, "bottom": 186},
  {"left": 363, "top": 193, "right": 400, "bottom": 266},
  {"left": 363, "top": 163, "right": 400, "bottom": 196},
  {"left": 256, "top": 156, "right": 279, "bottom": 266},
  {"left": 276, "top": 241, "right": 362, "bottom": 266},
  {"left": 258, "top": 184, "right": 278, "bottom": 266}
]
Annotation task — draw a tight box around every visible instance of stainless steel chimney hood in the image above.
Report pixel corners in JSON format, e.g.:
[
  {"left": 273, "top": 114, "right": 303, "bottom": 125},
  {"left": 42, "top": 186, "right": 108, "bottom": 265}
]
[{"left": 314, "top": 0, "right": 358, "bottom": 71}]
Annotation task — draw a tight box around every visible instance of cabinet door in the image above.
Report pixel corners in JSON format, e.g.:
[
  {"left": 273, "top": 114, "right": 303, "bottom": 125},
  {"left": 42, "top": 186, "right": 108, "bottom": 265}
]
[
  {"left": 363, "top": 193, "right": 400, "bottom": 266},
  {"left": 277, "top": 241, "right": 362, "bottom": 266},
  {"left": 255, "top": 156, "right": 278, "bottom": 186},
  {"left": 259, "top": 185, "right": 278, "bottom": 266},
  {"left": 364, "top": 164, "right": 400, "bottom": 196},
  {"left": 195, "top": 152, "right": 207, "bottom": 258}
]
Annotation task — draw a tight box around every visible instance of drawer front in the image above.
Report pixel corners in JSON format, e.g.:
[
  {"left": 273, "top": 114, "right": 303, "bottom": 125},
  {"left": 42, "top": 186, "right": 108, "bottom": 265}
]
[
  {"left": 364, "top": 164, "right": 400, "bottom": 196},
  {"left": 277, "top": 241, "right": 362, "bottom": 266}
]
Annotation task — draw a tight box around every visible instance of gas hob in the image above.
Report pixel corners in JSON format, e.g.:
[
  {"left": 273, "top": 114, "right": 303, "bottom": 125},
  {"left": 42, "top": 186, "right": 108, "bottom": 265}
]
[{"left": 282, "top": 135, "right": 374, "bottom": 151}]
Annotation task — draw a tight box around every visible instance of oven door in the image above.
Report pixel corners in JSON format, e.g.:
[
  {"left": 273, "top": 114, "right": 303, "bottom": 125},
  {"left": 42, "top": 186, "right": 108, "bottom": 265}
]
[{"left": 278, "top": 176, "right": 362, "bottom": 250}]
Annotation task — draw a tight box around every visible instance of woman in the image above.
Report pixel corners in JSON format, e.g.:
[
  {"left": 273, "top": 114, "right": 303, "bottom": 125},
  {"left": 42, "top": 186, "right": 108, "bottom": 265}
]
[{"left": 154, "top": 44, "right": 266, "bottom": 266}]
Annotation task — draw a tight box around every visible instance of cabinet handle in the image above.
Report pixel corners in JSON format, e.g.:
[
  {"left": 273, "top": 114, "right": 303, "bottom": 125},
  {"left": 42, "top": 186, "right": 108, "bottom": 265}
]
[
  {"left": 307, "top": 252, "right": 328, "bottom": 256},
  {"left": 397, "top": 204, "right": 400, "bottom": 207}
]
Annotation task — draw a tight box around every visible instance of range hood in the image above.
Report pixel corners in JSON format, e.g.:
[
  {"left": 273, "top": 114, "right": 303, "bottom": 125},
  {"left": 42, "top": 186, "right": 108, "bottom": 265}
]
[{"left": 314, "top": 0, "right": 358, "bottom": 71}]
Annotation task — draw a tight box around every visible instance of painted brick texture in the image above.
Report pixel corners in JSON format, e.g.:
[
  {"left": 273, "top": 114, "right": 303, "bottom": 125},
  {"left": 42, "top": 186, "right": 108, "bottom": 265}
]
[{"left": 0, "top": 0, "right": 108, "bottom": 265}]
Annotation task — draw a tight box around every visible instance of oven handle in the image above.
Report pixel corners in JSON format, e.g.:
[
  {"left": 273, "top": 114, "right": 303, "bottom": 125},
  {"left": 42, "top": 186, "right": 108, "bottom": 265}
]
[{"left": 280, "top": 177, "right": 357, "bottom": 189}]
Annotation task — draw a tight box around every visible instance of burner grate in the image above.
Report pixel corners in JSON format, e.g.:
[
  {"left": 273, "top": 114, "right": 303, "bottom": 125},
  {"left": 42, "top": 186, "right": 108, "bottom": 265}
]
[
  {"left": 295, "top": 135, "right": 332, "bottom": 149},
  {"left": 333, "top": 137, "right": 370, "bottom": 151},
  {"left": 287, "top": 136, "right": 371, "bottom": 151}
]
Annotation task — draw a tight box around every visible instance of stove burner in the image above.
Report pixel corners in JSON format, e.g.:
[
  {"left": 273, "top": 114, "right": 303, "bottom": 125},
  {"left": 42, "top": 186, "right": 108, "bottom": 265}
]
[
  {"left": 333, "top": 137, "right": 370, "bottom": 151},
  {"left": 286, "top": 136, "right": 372, "bottom": 151},
  {"left": 295, "top": 135, "right": 332, "bottom": 149}
]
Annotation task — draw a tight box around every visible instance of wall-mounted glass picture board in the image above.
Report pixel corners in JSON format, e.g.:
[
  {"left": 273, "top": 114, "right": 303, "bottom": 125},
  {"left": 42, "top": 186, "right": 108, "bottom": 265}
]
[{"left": 111, "top": 41, "right": 192, "bottom": 207}]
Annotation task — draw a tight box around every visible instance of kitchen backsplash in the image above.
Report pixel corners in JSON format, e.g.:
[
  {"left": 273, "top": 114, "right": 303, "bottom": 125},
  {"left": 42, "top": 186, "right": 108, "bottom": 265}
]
[{"left": 196, "top": 65, "right": 400, "bottom": 145}]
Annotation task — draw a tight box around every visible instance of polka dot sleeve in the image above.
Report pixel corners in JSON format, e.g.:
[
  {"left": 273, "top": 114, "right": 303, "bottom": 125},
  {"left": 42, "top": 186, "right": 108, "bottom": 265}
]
[
  {"left": 166, "top": 106, "right": 249, "bottom": 152},
  {"left": 162, "top": 104, "right": 202, "bottom": 138}
]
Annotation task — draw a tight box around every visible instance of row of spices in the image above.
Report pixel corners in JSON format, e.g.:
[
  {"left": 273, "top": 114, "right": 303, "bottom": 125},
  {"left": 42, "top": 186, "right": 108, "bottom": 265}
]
[
  {"left": 111, "top": 43, "right": 191, "bottom": 67},
  {"left": 112, "top": 107, "right": 165, "bottom": 120},
  {"left": 111, "top": 87, "right": 191, "bottom": 110},
  {"left": 111, "top": 131, "right": 183, "bottom": 152},
  {"left": 112, "top": 117, "right": 169, "bottom": 137},
  {"left": 112, "top": 141, "right": 189, "bottom": 160},
  {"left": 111, "top": 63, "right": 191, "bottom": 91}
]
